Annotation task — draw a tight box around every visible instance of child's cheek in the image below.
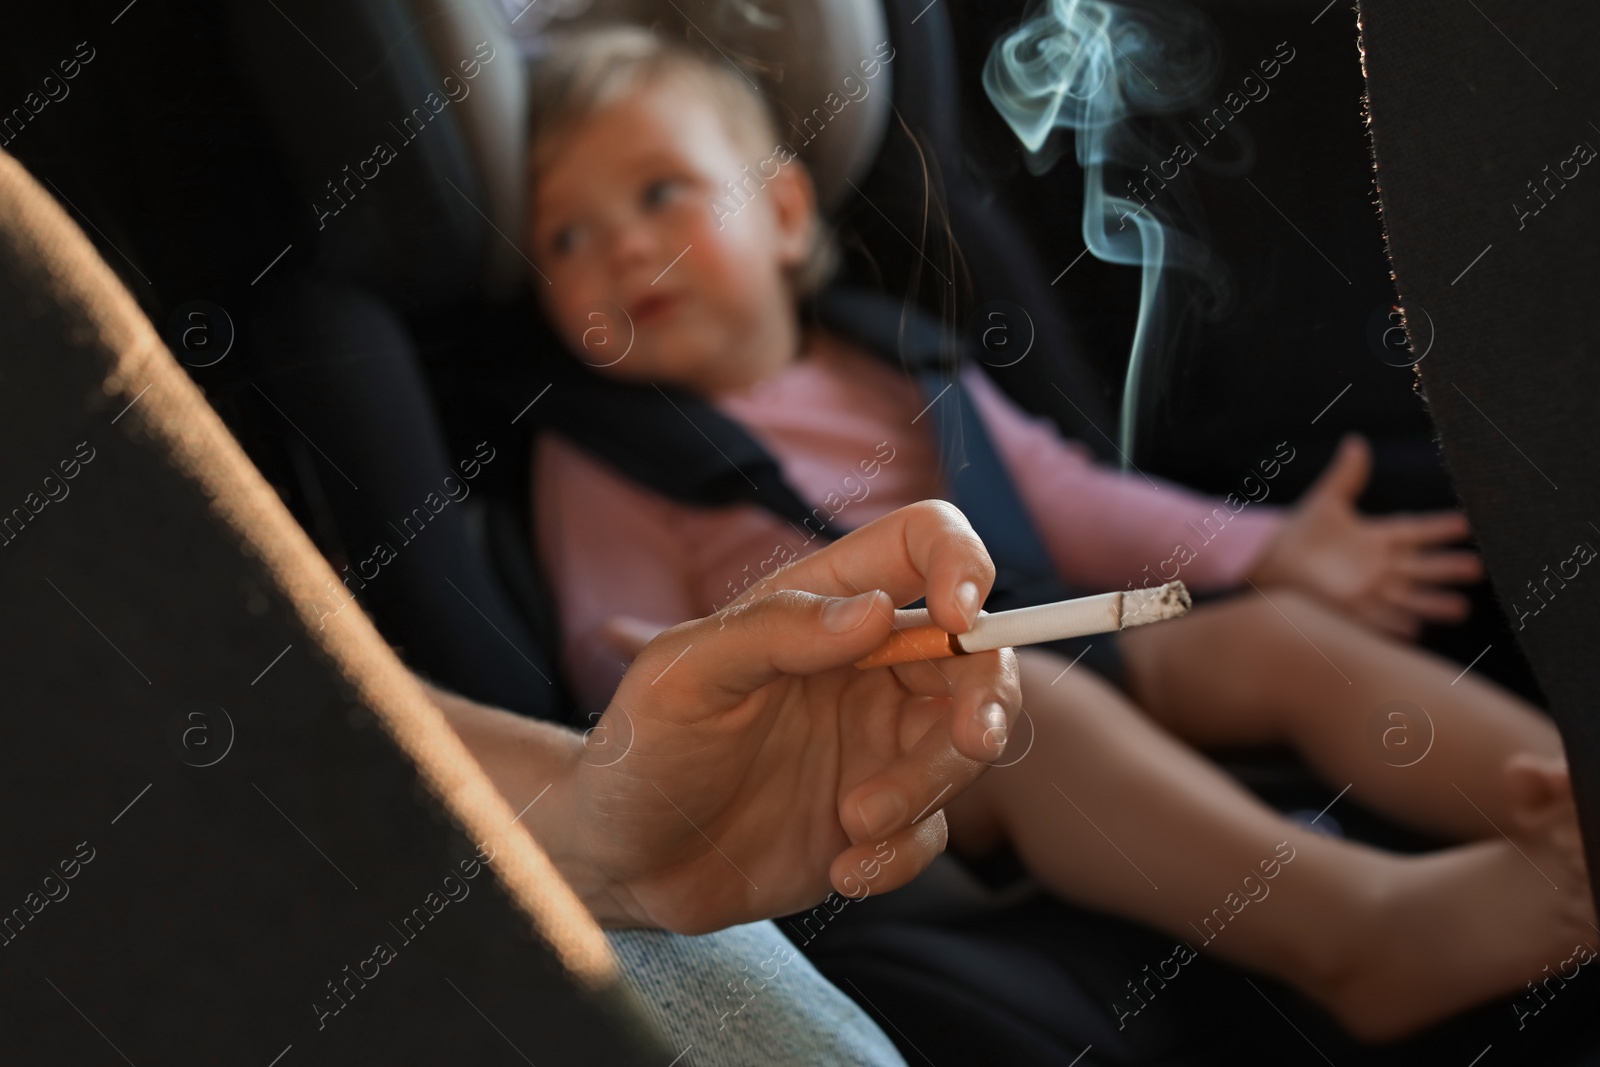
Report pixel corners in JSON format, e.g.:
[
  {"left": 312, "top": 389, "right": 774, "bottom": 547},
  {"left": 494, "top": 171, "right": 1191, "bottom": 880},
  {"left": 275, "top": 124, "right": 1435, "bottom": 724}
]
[{"left": 702, "top": 221, "right": 770, "bottom": 286}]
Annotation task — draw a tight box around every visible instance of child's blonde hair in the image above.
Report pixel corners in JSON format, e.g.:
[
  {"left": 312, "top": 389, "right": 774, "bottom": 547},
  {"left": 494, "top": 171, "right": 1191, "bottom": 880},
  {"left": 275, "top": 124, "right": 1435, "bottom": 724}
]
[{"left": 524, "top": 24, "right": 839, "bottom": 295}]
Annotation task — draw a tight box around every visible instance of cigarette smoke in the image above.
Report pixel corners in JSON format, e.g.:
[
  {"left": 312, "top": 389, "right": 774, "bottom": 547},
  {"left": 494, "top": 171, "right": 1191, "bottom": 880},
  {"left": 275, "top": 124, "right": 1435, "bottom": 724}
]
[{"left": 983, "top": 0, "right": 1223, "bottom": 464}]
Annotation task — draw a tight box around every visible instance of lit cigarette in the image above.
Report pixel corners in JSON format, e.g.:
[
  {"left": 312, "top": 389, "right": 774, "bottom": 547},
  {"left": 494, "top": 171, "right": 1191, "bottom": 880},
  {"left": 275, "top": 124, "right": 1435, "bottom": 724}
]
[{"left": 854, "top": 581, "right": 1192, "bottom": 669}]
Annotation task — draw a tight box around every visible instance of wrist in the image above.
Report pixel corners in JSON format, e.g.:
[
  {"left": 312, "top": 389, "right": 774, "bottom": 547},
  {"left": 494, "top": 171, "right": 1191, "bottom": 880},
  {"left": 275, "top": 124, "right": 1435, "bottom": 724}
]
[
  {"left": 537, "top": 765, "right": 623, "bottom": 925},
  {"left": 1245, "top": 530, "right": 1294, "bottom": 588},
  {"left": 424, "top": 682, "right": 653, "bottom": 926},
  {"left": 532, "top": 741, "right": 658, "bottom": 929}
]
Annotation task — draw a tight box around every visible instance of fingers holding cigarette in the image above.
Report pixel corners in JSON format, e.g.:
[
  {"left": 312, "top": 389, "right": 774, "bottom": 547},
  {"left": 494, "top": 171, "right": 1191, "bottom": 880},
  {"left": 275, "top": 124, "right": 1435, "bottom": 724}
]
[
  {"left": 726, "top": 500, "right": 996, "bottom": 637},
  {"left": 855, "top": 582, "right": 1193, "bottom": 670}
]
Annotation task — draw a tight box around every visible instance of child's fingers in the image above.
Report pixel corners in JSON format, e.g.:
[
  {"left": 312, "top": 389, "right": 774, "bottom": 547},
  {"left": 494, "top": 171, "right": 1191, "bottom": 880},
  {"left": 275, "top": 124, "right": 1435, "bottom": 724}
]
[
  {"left": 1397, "top": 548, "right": 1483, "bottom": 585},
  {"left": 1388, "top": 509, "right": 1473, "bottom": 547},
  {"left": 1386, "top": 584, "right": 1472, "bottom": 624},
  {"left": 1307, "top": 433, "right": 1372, "bottom": 504}
]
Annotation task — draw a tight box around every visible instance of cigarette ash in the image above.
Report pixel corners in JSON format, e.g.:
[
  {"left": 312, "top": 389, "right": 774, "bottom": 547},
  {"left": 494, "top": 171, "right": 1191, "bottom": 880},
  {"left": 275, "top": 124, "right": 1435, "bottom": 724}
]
[{"left": 1121, "top": 580, "right": 1191, "bottom": 627}]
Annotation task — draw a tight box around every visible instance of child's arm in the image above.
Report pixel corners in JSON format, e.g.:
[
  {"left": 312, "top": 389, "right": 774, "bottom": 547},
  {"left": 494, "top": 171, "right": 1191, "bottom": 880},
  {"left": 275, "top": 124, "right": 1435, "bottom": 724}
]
[
  {"left": 962, "top": 368, "right": 1283, "bottom": 591},
  {"left": 964, "top": 372, "right": 1480, "bottom": 637}
]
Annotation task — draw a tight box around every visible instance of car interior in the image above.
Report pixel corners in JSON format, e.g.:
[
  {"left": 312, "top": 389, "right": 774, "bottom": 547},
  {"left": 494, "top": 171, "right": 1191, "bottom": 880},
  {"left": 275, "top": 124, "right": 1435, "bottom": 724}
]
[{"left": 2, "top": 0, "right": 1595, "bottom": 1062}]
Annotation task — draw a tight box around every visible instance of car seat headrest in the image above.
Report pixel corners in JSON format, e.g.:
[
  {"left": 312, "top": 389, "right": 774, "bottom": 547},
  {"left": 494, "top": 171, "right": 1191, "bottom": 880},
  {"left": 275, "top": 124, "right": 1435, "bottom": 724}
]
[
  {"left": 227, "top": 0, "right": 889, "bottom": 310},
  {"left": 413, "top": 0, "right": 530, "bottom": 300},
  {"left": 522, "top": 0, "right": 892, "bottom": 217}
]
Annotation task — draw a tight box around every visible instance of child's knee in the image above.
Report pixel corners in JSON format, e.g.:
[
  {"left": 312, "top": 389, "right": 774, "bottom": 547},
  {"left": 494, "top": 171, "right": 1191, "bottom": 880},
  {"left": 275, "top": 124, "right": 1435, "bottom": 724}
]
[{"left": 1015, "top": 647, "right": 1114, "bottom": 700}]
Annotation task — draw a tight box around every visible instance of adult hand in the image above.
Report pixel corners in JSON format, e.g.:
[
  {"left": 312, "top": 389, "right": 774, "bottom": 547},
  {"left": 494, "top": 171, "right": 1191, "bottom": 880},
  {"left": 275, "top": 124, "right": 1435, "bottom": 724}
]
[
  {"left": 1246, "top": 435, "right": 1483, "bottom": 639},
  {"left": 544, "top": 500, "right": 1021, "bottom": 933},
  {"left": 601, "top": 614, "right": 665, "bottom": 659}
]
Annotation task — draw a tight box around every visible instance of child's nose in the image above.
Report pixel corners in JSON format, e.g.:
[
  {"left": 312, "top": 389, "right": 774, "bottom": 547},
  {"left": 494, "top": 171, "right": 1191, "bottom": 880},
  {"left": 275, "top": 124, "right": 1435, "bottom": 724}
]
[{"left": 604, "top": 220, "right": 658, "bottom": 272}]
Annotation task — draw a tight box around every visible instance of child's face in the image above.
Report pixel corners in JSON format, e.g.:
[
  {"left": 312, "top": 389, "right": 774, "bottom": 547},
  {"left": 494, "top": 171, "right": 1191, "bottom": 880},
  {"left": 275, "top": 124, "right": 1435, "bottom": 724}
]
[{"left": 529, "top": 80, "right": 814, "bottom": 393}]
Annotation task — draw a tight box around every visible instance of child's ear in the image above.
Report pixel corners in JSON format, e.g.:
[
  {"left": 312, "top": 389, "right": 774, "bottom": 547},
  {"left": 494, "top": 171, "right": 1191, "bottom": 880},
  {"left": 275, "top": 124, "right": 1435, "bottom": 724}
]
[{"left": 767, "top": 155, "right": 819, "bottom": 268}]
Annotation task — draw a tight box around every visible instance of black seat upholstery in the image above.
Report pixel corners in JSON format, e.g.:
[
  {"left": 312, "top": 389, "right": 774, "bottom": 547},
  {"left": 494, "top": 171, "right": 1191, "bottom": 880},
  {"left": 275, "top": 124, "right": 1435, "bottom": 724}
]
[{"left": 0, "top": 142, "right": 662, "bottom": 1066}]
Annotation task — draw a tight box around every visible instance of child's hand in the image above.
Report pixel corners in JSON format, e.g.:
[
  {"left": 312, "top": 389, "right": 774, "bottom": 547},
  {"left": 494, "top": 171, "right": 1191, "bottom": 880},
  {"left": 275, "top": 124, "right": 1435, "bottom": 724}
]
[{"left": 1246, "top": 435, "right": 1483, "bottom": 639}]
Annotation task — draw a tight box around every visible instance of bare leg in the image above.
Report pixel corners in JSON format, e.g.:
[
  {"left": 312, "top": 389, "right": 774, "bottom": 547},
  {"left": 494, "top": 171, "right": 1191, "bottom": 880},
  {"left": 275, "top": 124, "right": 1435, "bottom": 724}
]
[
  {"left": 1118, "top": 588, "right": 1562, "bottom": 840},
  {"left": 944, "top": 648, "right": 1596, "bottom": 1042}
]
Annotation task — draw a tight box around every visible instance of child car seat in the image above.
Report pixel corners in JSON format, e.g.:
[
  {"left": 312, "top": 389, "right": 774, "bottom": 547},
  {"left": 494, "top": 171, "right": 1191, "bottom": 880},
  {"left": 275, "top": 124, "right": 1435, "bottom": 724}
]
[{"left": 209, "top": 0, "right": 1128, "bottom": 722}]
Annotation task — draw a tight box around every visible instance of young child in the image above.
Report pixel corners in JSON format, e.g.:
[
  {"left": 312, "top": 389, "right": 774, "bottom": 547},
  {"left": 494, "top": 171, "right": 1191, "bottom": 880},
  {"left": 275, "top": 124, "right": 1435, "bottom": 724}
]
[{"left": 520, "top": 26, "right": 1594, "bottom": 1042}]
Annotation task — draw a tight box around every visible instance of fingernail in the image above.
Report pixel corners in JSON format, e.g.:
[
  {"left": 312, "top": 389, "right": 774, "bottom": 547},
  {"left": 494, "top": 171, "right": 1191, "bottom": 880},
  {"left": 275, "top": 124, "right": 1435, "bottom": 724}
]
[
  {"left": 982, "top": 703, "right": 1007, "bottom": 749},
  {"left": 954, "top": 580, "right": 981, "bottom": 628},
  {"left": 857, "top": 791, "right": 906, "bottom": 839},
  {"left": 823, "top": 590, "right": 879, "bottom": 633}
]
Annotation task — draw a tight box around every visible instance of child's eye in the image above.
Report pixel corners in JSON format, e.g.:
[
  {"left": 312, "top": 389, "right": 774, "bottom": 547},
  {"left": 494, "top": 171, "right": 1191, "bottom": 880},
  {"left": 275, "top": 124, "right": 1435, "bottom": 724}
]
[
  {"left": 642, "top": 178, "right": 684, "bottom": 209},
  {"left": 550, "top": 223, "right": 585, "bottom": 256}
]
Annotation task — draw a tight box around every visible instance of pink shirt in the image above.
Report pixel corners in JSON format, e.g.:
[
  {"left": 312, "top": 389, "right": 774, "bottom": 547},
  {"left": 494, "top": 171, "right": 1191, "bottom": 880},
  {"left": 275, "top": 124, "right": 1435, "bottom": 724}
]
[{"left": 535, "top": 329, "right": 1283, "bottom": 712}]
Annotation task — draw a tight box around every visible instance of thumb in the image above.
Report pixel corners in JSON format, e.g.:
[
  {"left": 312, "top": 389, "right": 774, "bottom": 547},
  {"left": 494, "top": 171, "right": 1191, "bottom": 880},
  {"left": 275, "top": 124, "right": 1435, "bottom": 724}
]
[
  {"left": 622, "top": 589, "right": 896, "bottom": 718},
  {"left": 1307, "top": 434, "right": 1371, "bottom": 508}
]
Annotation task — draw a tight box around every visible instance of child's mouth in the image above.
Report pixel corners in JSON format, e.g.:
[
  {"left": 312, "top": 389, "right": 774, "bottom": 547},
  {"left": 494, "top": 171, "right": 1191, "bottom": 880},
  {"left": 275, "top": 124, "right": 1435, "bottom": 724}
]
[{"left": 630, "top": 291, "right": 683, "bottom": 323}]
